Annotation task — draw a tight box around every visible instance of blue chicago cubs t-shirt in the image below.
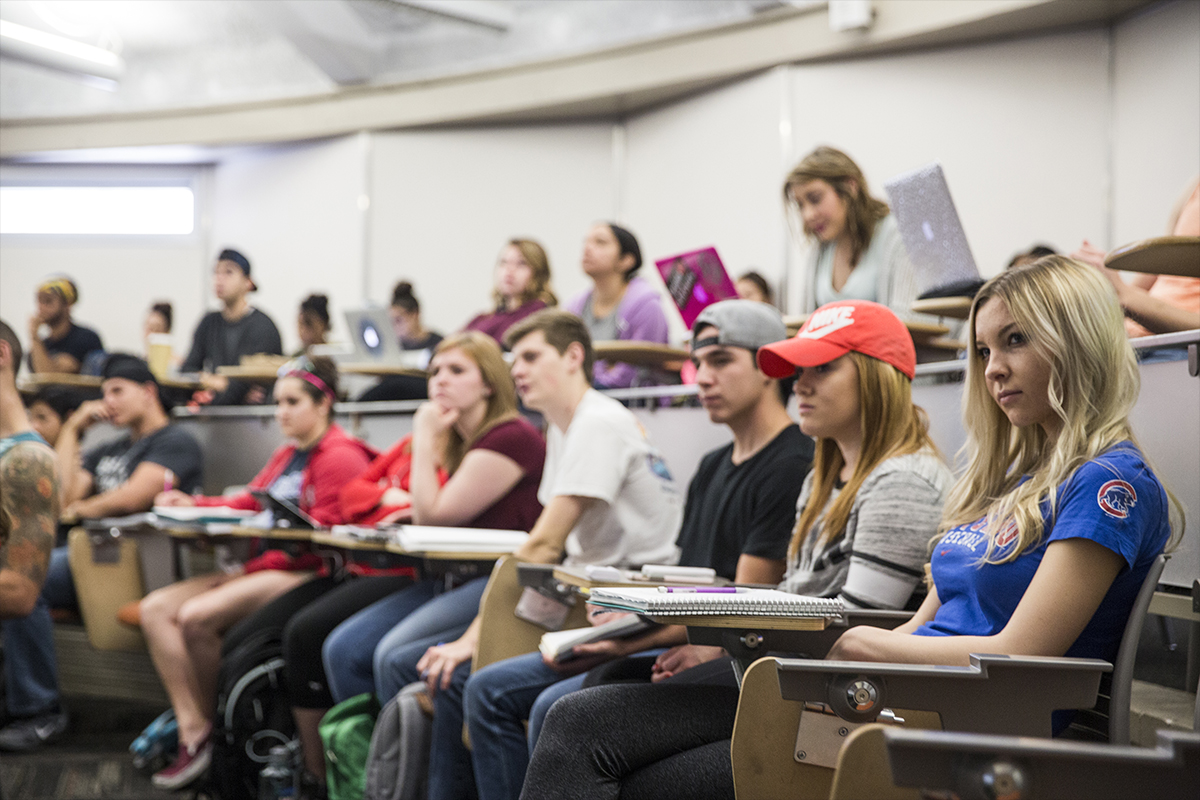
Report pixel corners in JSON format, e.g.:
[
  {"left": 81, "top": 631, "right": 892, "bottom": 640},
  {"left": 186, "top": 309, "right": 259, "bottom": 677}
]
[{"left": 915, "top": 443, "right": 1169, "bottom": 667}]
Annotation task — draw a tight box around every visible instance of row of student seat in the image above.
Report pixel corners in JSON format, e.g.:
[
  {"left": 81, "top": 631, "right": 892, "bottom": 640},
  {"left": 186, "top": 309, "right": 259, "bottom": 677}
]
[{"left": 35, "top": 332, "right": 1200, "bottom": 800}]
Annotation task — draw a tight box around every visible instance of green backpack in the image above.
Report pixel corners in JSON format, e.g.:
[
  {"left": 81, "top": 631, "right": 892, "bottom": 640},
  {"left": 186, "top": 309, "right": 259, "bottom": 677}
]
[{"left": 320, "top": 692, "right": 381, "bottom": 800}]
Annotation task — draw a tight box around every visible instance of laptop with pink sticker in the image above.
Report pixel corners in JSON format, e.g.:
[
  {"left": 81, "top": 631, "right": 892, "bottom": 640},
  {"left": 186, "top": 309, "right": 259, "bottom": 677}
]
[{"left": 655, "top": 246, "right": 738, "bottom": 328}]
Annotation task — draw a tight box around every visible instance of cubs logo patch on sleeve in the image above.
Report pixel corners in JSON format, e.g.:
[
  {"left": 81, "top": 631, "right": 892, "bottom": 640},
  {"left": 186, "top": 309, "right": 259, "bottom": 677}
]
[{"left": 1097, "top": 479, "right": 1137, "bottom": 519}]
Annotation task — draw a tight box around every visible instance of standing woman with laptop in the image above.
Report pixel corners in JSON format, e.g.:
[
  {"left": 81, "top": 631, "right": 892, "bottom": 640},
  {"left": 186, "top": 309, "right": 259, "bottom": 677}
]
[
  {"left": 139, "top": 355, "right": 374, "bottom": 790},
  {"left": 785, "top": 146, "right": 919, "bottom": 317}
]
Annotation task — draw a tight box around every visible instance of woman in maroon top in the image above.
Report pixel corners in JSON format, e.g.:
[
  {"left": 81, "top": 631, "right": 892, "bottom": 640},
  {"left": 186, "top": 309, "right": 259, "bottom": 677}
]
[
  {"left": 464, "top": 239, "right": 558, "bottom": 344},
  {"left": 251, "top": 332, "right": 546, "bottom": 789}
]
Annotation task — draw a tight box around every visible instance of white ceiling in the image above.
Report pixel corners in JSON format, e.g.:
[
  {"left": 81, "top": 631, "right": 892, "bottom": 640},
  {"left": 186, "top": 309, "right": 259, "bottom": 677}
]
[{"left": 0, "top": 0, "right": 800, "bottom": 120}]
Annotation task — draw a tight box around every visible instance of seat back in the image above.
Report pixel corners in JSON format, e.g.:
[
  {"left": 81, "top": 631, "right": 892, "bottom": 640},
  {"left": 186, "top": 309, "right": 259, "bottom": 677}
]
[
  {"left": 880, "top": 727, "right": 1200, "bottom": 800},
  {"left": 471, "top": 555, "right": 588, "bottom": 674},
  {"left": 67, "top": 527, "right": 147, "bottom": 651},
  {"left": 1067, "top": 552, "right": 1169, "bottom": 744}
]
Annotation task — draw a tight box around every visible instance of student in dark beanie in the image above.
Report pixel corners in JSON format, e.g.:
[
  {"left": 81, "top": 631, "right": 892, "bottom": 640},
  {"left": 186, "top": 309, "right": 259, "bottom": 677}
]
[{"left": 182, "top": 248, "right": 283, "bottom": 405}]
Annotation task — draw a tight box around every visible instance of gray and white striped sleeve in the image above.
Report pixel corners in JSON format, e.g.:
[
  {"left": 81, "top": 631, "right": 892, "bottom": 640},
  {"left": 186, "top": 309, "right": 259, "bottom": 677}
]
[{"left": 839, "top": 462, "right": 949, "bottom": 609}]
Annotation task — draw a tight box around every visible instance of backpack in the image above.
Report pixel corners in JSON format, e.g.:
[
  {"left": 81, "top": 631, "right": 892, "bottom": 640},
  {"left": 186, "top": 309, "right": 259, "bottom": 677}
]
[
  {"left": 209, "top": 627, "right": 297, "bottom": 800},
  {"left": 364, "top": 682, "right": 433, "bottom": 800},
  {"left": 320, "top": 692, "right": 380, "bottom": 800}
]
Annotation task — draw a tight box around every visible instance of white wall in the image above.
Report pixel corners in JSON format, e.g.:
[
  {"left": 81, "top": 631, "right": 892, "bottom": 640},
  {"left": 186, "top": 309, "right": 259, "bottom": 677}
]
[
  {"left": 0, "top": 239, "right": 207, "bottom": 358},
  {"left": 1111, "top": 0, "right": 1200, "bottom": 245},
  {"left": 367, "top": 124, "right": 616, "bottom": 335},
  {"left": 364, "top": 124, "right": 614, "bottom": 335},
  {"left": 3, "top": 8, "right": 1198, "bottom": 358},
  {"left": 0, "top": 164, "right": 208, "bottom": 357},
  {"left": 788, "top": 29, "right": 1112, "bottom": 282},
  {"left": 208, "top": 135, "right": 368, "bottom": 355},
  {"left": 623, "top": 68, "right": 792, "bottom": 336}
]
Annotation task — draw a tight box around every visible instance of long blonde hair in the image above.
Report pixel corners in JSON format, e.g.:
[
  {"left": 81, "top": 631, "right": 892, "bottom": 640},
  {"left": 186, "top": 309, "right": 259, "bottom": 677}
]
[
  {"left": 789, "top": 351, "right": 938, "bottom": 559},
  {"left": 783, "top": 146, "right": 890, "bottom": 268},
  {"left": 432, "top": 331, "right": 520, "bottom": 474},
  {"left": 941, "top": 255, "right": 1182, "bottom": 563}
]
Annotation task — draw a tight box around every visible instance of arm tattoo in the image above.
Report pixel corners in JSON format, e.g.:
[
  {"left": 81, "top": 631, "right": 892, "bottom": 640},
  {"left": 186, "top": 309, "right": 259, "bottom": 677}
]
[{"left": 0, "top": 442, "right": 60, "bottom": 591}]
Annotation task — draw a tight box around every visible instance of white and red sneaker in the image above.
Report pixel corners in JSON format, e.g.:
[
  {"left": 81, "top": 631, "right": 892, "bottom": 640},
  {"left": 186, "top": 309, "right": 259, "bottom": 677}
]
[{"left": 151, "top": 731, "right": 212, "bottom": 790}]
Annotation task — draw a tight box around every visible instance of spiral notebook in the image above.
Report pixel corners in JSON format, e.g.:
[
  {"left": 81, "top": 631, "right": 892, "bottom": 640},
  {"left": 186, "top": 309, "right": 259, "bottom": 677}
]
[{"left": 588, "top": 587, "right": 842, "bottom": 619}]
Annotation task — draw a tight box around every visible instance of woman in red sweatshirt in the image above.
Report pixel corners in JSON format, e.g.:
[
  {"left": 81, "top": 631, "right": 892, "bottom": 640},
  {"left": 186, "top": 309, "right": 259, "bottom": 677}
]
[{"left": 140, "top": 356, "right": 374, "bottom": 790}]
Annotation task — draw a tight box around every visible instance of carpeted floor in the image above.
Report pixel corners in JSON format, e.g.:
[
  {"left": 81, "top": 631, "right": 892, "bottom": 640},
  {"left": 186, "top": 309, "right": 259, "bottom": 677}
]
[{"left": 0, "top": 696, "right": 176, "bottom": 800}]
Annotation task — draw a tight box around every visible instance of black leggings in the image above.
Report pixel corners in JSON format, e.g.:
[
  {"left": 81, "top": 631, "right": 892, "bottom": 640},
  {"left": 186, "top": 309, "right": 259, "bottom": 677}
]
[
  {"left": 222, "top": 573, "right": 413, "bottom": 709},
  {"left": 520, "top": 681, "right": 740, "bottom": 800}
]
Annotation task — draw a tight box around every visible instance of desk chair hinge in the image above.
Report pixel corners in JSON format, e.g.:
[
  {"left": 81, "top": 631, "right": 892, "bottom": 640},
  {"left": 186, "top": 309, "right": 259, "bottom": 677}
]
[{"left": 794, "top": 702, "right": 905, "bottom": 769}]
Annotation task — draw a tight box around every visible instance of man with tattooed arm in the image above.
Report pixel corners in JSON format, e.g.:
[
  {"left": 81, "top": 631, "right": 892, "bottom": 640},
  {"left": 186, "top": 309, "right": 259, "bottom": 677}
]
[{"left": 0, "top": 319, "right": 63, "bottom": 748}]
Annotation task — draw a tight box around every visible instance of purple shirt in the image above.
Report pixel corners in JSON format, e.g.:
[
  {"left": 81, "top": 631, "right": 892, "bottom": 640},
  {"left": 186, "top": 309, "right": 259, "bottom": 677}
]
[
  {"left": 464, "top": 299, "right": 548, "bottom": 344},
  {"left": 566, "top": 276, "right": 670, "bottom": 388}
]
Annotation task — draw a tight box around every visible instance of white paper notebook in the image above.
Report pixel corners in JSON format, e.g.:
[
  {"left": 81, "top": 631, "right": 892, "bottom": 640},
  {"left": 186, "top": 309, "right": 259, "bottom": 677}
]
[
  {"left": 152, "top": 506, "right": 257, "bottom": 524},
  {"left": 587, "top": 587, "right": 843, "bottom": 618},
  {"left": 394, "top": 526, "right": 528, "bottom": 553},
  {"left": 539, "top": 615, "right": 657, "bottom": 662}
]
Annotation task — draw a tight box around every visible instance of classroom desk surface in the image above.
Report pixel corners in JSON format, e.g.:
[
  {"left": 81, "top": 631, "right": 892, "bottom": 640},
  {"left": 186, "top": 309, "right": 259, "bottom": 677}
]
[
  {"left": 910, "top": 296, "right": 973, "bottom": 320},
  {"left": 785, "top": 315, "right": 949, "bottom": 342},
  {"left": 214, "top": 364, "right": 281, "bottom": 382},
  {"left": 671, "top": 615, "right": 828, "bottom": 630},
  {"left": 338, "top": 362, "right": 428, "bottom": 379},
  {"left": 20, "top": 372, "right": 204, "bottom": 394},
  {"left": 593, "top": 341, "right": 690, "bottom": 368},
  {"left": 159, "top": 375, "right": 205, "bottom": 391},
  {"left": 1106, "top": 235, "right": 1200, "bottom": 277},
  {"left": 310, "top": 529, "right": 391, "bottom": 551},
  {"left": 19, "top": 372, "right": 102, "bottom": 391},
  {"left": 310, "top": 529, "right": 509, "bottom": 561},
  {"left": 550, "top": 565, "right": 733, "bottom": 590},
  {"left": 162, "top": 524, "right": 314, "bottom": 542}
]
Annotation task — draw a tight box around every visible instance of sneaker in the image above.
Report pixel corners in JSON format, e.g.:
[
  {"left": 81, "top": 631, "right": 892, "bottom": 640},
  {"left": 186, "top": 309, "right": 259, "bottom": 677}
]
[
  {"left": 0, "top": 706, "right": 69, "bottom": 752},
  {"left": 151, "top": 732, "right": 212, "bottom": 790}
]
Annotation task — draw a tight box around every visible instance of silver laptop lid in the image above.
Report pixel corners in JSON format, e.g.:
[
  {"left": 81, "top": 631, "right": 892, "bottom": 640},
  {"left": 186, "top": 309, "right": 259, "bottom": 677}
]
[
  {"left": 883, "top": 163, "right": 980, "bottom": 294},
  {"left": 343, "top": 307, "right": 403, "bottom": 362}
]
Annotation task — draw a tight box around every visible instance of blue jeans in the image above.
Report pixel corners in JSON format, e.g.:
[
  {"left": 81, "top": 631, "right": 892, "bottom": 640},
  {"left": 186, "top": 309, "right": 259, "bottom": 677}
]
[
  {"left": 323, "top": 576, "right": 487, "bottom": 704},
  {"left": 463, "top": 652, "right": 584, "bottom": 800},
  {"left": 373, "top": 577, "right": 488, "bottom": 702},
  {"left": 1, "top": 547, "right": 76, "bottom": 716},
  {"left": 464, "top": 649, "right": 663, "bottom": 800}
]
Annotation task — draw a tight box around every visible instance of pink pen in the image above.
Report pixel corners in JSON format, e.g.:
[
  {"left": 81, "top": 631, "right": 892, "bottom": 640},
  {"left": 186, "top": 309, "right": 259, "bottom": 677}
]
[{"left": 163, "top": 469, "right": 174, "bottom": 494}]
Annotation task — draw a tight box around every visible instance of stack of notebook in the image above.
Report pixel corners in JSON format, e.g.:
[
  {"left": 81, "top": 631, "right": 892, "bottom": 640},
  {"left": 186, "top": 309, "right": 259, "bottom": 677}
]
[{"left": 587, "top": 587, "right": 842, "bottom": 620}]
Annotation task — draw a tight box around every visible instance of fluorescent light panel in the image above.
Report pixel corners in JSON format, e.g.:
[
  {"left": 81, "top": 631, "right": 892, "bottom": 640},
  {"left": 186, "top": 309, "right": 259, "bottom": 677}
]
[
  {"left": 0, "top": 186, "right": 194, "bottom": 235},
  {"left": 0, "top": 18, "right": 124, "bottom": 81}
]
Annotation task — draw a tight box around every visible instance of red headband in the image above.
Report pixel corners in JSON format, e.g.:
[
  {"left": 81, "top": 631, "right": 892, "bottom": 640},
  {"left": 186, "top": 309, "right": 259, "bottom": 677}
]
[{"left": 286, "top": 369, "right": 336, "bottom": 404}]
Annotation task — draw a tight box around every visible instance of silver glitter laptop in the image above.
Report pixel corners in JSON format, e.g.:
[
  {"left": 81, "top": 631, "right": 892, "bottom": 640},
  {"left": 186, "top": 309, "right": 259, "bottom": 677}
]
[{"left": 884, "top": 163, "right": 980, "bottom": 294}]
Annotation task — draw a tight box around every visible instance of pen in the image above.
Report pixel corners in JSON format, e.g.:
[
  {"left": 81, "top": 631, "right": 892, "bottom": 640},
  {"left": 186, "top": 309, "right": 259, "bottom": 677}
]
[
  {"left": 163, "top": 469, "right": 174, "bottom": 494},
  {"left": 656, "top": 586, "right": 747, "bottom": 593}
]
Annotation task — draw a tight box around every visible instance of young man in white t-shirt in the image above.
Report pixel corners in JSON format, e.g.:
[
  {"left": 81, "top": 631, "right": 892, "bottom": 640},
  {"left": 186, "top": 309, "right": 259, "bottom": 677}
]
[{"left": 384, "top": 309, "right": 682, "bottom": 800}]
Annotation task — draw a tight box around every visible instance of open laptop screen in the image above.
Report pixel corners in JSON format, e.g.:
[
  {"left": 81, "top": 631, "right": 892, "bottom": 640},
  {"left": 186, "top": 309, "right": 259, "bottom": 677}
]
[
  {"left": 883, "top": 163, "right": 981, "bottom": 296},
  {"left": 654, "top": 246, "right": 738, "bottom": 328}
]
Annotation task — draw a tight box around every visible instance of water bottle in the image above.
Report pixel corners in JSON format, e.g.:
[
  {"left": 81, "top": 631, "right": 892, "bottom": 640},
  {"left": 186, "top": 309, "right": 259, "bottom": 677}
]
[{"left": 258, "top": 745, "right": 296, "bottom": 799}]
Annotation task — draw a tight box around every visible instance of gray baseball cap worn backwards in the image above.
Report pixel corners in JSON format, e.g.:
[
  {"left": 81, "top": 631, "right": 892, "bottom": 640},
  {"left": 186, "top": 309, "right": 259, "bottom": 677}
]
[{"left": 691, "top": 299, "right": 788, "bottom": 354}]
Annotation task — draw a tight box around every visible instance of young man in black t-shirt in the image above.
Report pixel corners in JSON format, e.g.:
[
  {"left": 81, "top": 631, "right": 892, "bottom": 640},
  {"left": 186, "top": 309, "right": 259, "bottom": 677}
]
[
  {"left": 182, "top": 248, "right": 282, "bottom": 405},
  {"left": 26, "top": 277, "right": 104, "bottom": 375}
]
